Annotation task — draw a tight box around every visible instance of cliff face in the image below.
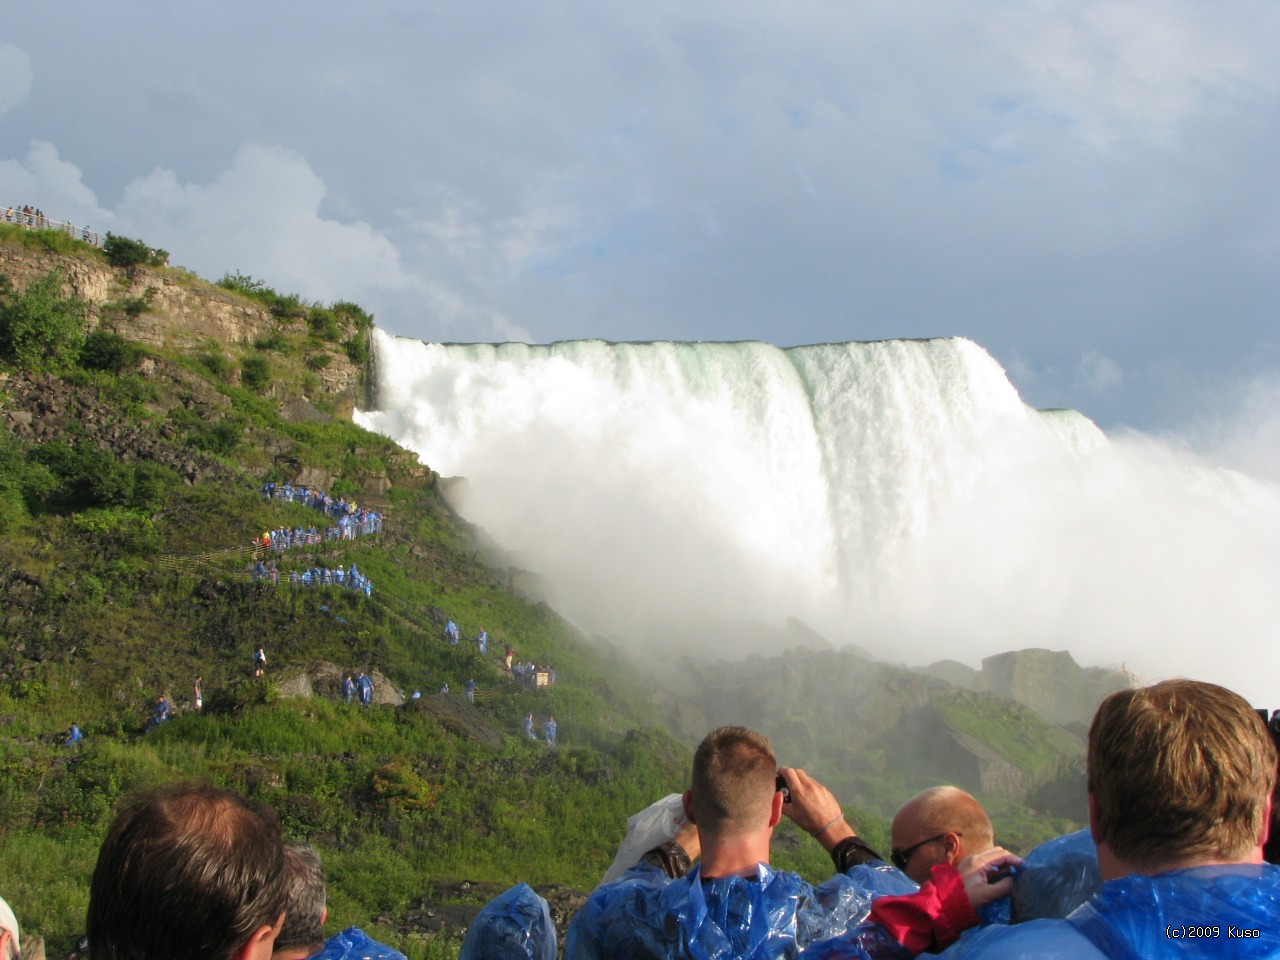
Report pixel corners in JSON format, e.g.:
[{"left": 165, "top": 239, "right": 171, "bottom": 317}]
[{"left": 0, "top": 244, "right": 362, "bottom": 397}]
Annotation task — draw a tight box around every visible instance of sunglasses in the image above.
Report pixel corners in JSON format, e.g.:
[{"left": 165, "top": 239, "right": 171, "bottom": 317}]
[{"left": 889, "top": 833, "right": 953, "bottom": 871}]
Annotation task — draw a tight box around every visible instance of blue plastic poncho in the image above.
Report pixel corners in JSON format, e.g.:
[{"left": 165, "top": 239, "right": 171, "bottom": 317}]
[
  {"left": 565, "top": 859, "right": 917, "bottom": 960},
  {"left": 940, "top": 862, "right": 1280, "bottom": 959},
  {"left": 1009, "top": 828, "right": 1100, "bottom": 923},
  {"left": 309, "top": 926, "right": 406, "bottom": 960},
  {"left": 459, "top": 882, "right": 556, "bottom": 960}
]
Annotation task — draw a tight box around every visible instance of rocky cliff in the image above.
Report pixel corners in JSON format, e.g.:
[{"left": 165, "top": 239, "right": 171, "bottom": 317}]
[{"left": 0, "top": 243, "right": 362, "bottom": 397}]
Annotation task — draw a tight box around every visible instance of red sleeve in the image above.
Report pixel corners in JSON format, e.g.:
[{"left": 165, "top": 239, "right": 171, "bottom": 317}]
[{"left": 865, "top": 863, "right": 979, "bottom": 954}]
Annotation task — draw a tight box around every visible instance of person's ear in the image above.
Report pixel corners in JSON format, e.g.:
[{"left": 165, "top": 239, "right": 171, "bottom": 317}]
[
  {"left": 944, "top": 831, "right": 963, "bottom": 864},
  {"left": 231, "top": 911, "right": 285, "bottom": 960},
  {"left": 682, "top": 789, "right": 697, "bottom": 825},
  {"left": 1088, "top": 793, "right": 1101, "bottom": 844},
  {"left": 1258, "top": 794, "right": 1274, "bottom": 850},
  {"left": 767, "top": 788, "right": 784, "bottom": 828}
]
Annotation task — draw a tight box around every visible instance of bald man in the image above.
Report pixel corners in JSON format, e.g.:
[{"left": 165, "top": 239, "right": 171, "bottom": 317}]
[{"left": 891, "top": 786, "right": 995, "bottom": 885}]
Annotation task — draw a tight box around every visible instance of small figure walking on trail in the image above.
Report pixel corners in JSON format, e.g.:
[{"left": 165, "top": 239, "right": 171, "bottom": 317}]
[
  {"left": 356, "top": 672, "right": 373, "bottom": 706},
  {"left": 524, "top": 712, "right": 536, "bottom": 740},
  {"left": 445, "top": 619, "right": 460, "bottom": 646},
  {"left": 439, "top": 681, "right": 449, "bottom": 695},
  {"left": 504, "top": 642, "right": 514, "bottom": 671},
  {"left": 342, "top": 674, "right": 355, "bottom": 703},
  {"left": 194, "top": 675, "right": 203, "bottom": 710},
  {"left": 147, "top": 693, "right": 170, "bottom": 732},
  {"left": 476, "top": 630, "right": 488, "bottom": 656},
  {"left": 464, "top": 677, "right": 477, "bottom": 703},
  {"left": 253, "top": 646, "right": 267, "bottom": 677},
  {"left": 544, "top": 715, "right": 557, "bottom": 747},
  {"left": 65, "top": 722, "right": 84, "bottom": 747}
]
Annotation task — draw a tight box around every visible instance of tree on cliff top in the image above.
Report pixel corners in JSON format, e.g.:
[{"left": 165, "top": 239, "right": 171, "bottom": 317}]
[
  {"left": 0, "top": 270, "right": 89, "bottom": 370},
  {"left": 102, "top": 232, "right": 168, "bottom": 275}
]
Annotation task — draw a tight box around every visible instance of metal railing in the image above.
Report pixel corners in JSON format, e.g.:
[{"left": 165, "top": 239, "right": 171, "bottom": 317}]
[{"left": 3, "top": 204, "right": 107, "bottom": 247}]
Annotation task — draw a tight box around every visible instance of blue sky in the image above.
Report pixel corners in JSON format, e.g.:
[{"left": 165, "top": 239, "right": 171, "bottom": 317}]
[{"left": 2, "top": 0, "right": 1278, "bottom": 440}]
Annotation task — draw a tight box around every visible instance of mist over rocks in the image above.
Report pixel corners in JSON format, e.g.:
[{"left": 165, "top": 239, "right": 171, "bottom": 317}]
[{"left": 919, "top": 648, "right": 1138, "bottom": 727}]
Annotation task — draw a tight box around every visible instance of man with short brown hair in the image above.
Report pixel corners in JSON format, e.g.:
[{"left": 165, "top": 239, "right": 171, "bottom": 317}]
[
  {"left": 891, "top": 786, "right": 996, "bottom": 885},
  {"left": 940, "top": 679, "right": 1280, "bottom": 958}
]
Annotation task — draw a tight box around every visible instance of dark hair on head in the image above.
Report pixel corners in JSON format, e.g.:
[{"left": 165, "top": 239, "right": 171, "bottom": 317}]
[
  {"left": 276, "top": 841, "right": 327, "bottom": 953},
  {"left": 87, "top": 782, "right": 287, "bottom": 960}
]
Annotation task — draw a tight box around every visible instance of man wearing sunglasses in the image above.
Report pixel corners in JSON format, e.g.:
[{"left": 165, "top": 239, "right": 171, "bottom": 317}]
[{"left": 890, "top": 786, "right": 995, "bottom": 885}]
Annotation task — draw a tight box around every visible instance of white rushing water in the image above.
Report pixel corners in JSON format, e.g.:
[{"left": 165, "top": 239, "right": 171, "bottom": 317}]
[{"left": 356, "top": 330, "right": 1280, "bottom": 704}]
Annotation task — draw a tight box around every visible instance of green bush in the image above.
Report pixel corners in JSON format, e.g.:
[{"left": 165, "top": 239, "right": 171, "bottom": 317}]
[
  {"left": 343, "top": 334, "right": 369, "bottom": 366},
  {"left": 80, "top": 330, "right": 145, "bottom": 373},
  {"left": 241, "top": 353, "right": 272, "bottom": 392},
  {"left": 305, "top": 352, "right": 332, "bottom": 371},
  {"left": 0, "top": 270, "right": 89, "bottom": 370},
  {"left": 308, "top": 307, "right": 341, "bottom": 342},
  {"left": 198, "top": 350, "right": 234, "bottom": 382},
  {"left": 103, "top": 234, "right": 167, "bottom": 273},
  {"left": 333, "top": 300, "right": 374, "bottom": 330},
  {"left": 192, "top": 419, "right": 242, "bottom": 456},
  {"left": 216, "top": 271, "right": 267, "bottom": 296},
  {"left": 270, "top": 293, "right": 309, "bottom": 321},
  {"left": 32, "top": 441, "right": 135, "bottom": 512},
  {"left": 253, "top": 331, "right": 291, "bottom": 352}
]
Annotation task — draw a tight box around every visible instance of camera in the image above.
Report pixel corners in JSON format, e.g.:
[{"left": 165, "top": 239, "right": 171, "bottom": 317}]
[{"left": 776, "top": 773, "right": 791, "bottom": 803}]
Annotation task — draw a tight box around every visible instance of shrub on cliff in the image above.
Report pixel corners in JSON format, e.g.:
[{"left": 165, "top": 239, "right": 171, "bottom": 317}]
[
  {"left": 0, "top": 270, "right": 88, "bottom": 370},
  {"left": 79, "top": 330, "right": 145, "bottom": 373},
  {"left": 102, "top": 233, "right": 168, "bottom": 274},
  {"left": 241, "top": 353, "right": 272, "bottom": 392}
]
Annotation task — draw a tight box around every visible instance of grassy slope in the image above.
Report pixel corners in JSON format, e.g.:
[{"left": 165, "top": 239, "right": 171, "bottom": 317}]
[{"left": 0, "top": 232, "right": 703, "bottom": 957}]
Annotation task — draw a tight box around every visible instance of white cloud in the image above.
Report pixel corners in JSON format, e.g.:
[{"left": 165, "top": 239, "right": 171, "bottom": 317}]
[
  {"left": 113, "top": 143, "right": 426, "bottom": 320},
  {"left": 0, "top": 141, "right": 112, "bottom": 227},
  {"left": 997, "top": 0, "right": 1271, "bottom": 151}
]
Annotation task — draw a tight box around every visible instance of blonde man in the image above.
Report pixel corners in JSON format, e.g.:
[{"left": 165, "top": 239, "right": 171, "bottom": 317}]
[{"left": 941, "top": 679, "right": 1280, "bottom": 958}]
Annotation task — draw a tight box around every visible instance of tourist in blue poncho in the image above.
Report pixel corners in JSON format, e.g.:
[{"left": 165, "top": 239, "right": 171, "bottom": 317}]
[
  {"left": 939, "top": 679, "right": 1280, "bottom": 959},
  {"left": 565, "top": 725, "right": 1018, "bottom": 960}
]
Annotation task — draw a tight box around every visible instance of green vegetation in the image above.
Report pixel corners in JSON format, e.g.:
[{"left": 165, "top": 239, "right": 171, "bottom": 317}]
[
  {"left": 102, "top": 233, "right": 168, "bottom": 274},
  {"left": 0, "top": 269, "right": 89, "bottom": 369},
  {"left": 0, "top": 221, "right": 89, "bottom": 256},
  {"left": 0, "top": 238, "right": 694, "bottom": 956},
  {"left": 241, "top": 352, "right": 273, "bottom": 391}
]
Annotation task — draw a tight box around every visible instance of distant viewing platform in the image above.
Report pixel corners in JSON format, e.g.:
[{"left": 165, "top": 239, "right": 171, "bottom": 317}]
[{"left": 4, "top": 203, "right": 107, "bottom": 247}]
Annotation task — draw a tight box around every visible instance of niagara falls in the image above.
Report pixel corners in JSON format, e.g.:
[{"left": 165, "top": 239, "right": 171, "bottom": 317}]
[{"left": 355, "top": 330, "right": 1280, "bottom": 705}]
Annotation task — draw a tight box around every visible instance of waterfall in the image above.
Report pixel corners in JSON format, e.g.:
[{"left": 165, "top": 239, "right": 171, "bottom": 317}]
[{"left": 355, "top": 330, "right": 1280, "bottom": 702}]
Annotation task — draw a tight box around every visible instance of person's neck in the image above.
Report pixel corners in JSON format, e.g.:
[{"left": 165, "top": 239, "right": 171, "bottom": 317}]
[
  {"left": 1097, "top": 842, "right": 1263, "bottom": 881},
  {"left": 272, "top": 943, "right": 323, "bottom": 960},
  {"left": 697, "top": 831, "right": 772, "bottom": 879}
]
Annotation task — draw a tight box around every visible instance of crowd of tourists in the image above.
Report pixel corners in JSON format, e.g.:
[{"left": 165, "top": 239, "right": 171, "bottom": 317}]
[
  {"left": 256, "top": 483, "right": 384, "bottom": 552},
  {"left": 3, "top": 203, "right": 108, "bottom": 246},
  {"left": 9, "top": 677, "right": 1275, "bottom": 960},
  {"left": 253, "top": 558, "right": 375, "bottom": 596}
]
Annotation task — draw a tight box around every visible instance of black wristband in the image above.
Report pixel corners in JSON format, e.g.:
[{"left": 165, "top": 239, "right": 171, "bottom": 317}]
[
  {"left": 830, "top": 835, "right": 884, "bottom": 873},
  {"left": 640, "top": 840, "right": 693, "bottom": 879}
]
